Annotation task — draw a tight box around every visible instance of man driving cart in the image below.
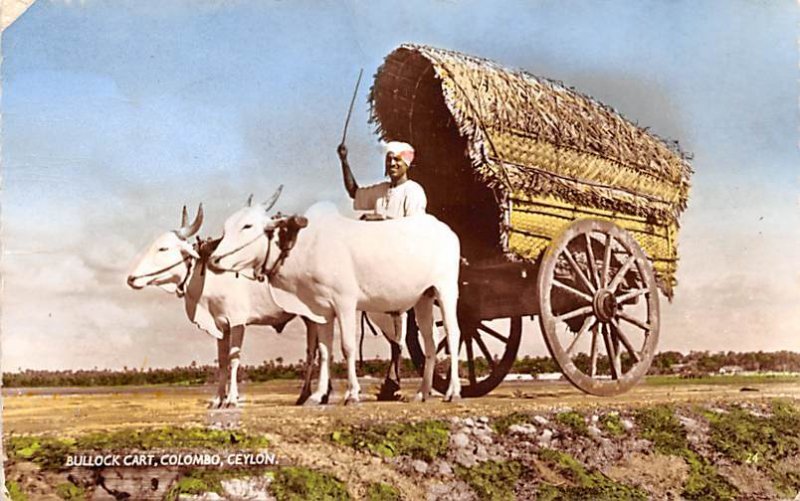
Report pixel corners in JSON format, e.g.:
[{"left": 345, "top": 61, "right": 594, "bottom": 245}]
[{"left": 337, "top": 140, "right": 427, "bottom": 400}]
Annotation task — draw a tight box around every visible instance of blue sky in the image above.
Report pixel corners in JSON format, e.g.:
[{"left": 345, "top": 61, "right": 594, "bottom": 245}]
[{"left": 2, "top": 0, "right": 798, "bottom": 370}]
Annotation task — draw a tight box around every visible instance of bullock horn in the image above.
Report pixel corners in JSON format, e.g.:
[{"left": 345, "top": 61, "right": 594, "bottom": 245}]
[
  {"left": 177, "top": 203, "right": 204, "bottom": 239},
  {"left": 246, "top": 194, "right": 253, "bottom": 207},
  {"left": 181, "top": 205, "right": 189, "bottom": 227},
  {"left": 263, "top": 185, "right": 284, "bottom": 212}
]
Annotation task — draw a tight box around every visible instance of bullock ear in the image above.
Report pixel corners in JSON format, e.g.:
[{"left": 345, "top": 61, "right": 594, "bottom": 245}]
[
  {"left": 178, "top": 240, "right": 200, "bottom": 259},
  {"left": 263, "top": 185, "right": 284, "bottom": 212},
  {"left": 289, "top": 216, "right": 308, "bottom": 229}
]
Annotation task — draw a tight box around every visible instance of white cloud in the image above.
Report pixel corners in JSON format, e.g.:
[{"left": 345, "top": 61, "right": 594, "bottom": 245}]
[{"left": 5, "top": 253, "right": 99, "bottom": 294}]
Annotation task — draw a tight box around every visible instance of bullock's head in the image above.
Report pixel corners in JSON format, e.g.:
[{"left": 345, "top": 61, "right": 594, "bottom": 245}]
[
  {"left": 209, "top": 186, "right": 285, "bottom": 274},
  {"left": 126, "top": 205, "right": 203, "bottom": 294}
]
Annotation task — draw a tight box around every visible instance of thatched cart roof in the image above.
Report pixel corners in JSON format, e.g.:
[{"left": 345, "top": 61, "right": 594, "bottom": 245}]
[{"left": 369, "top": 44, "right": 692, "bottom": 225}]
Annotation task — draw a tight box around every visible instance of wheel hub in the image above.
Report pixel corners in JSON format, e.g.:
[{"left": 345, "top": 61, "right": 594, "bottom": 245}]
[{"left": 593, "top": 289, "right": 617, "bottom": 322}]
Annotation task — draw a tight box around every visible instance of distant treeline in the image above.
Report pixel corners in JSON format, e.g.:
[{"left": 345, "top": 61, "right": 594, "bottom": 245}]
[{"left": 3, "top": 351, "right": 800, "bottom": 388}]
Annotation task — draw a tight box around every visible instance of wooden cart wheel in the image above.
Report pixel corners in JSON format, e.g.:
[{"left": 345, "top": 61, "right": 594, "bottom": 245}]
[
  {"left": 537, "top": 219, "right": 660, "bottom": 396},
  {"left": 406, "top": 309, "right": 522, "bottom": 398}
]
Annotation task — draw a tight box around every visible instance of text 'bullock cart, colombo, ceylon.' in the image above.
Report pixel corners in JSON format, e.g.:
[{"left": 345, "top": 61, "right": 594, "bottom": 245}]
[{"left": 369, "top": 45, "right": 692, "bottom": 397}]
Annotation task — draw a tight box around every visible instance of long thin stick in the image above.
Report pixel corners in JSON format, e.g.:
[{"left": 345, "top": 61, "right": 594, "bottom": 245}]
[{"left": 341, "top": 68, "right": 364, "bottom": 145}]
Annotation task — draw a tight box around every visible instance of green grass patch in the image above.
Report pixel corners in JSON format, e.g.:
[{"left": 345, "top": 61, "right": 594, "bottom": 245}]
[
  {"left": 165, "top": 470, "right": 226, "bottom": 500},
  {"left": 55, "top": 482, "right": 85, "bottom": 500},
  {"left": 366, "top": 481, "right": 402, "bottom": 501},
  {"left": 75, "top": 426, "right": 269, "bottom": 451},
  {"left": 634, "top": 405, "right": 737, "bottom": 500},
  {"left": 599, "top": 413, "right": 625, "bottom": 437},
  {"left": 5, "top": 426, "right": 269, "bottom": 470},
  {"left": 5, "top": 480, "right": 28, "bottom": 501},
  {"left": 6, "top": 436, "right": 78, "bottom": 470},
  {"left": 331, "top": 420, "right": 449, "bottom": 461},
  {"left": 455, "top": 460, "right": 522, "bottom": 501},
  {"left": 706, "top": 399, "right": 800, "bottom": 496},
  {"left": 270, "top": 466, "right": 350, "bottom": 501},
  {"left": 536, "top": 449, "right": 647, "bottom": 500},
  {"left": 681, "top": 451, "right": 737, "bottom": 501},
  {"left": 491, "top": 412, "right": 531, "bottom": 434},
  {"left": 555, "top": 411, "right": 588, "bottom": 437},
  {"left": 634, "top": 405, "right": 686, "bottom": 456}
]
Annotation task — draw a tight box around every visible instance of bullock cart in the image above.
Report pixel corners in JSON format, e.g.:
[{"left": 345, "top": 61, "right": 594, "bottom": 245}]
[{"left": 369, "top": 45, "right": 692, "bottom": 397}]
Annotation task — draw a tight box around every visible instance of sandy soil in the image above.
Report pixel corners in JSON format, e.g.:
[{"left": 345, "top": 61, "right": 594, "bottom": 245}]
[{"left": 4, "top": 377, "right": 799, "bottom": 437}]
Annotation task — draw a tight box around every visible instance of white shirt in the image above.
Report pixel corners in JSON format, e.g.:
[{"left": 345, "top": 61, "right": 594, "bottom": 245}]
[{"left": 353, "top": 179, "right": 427, "bottom": 219}]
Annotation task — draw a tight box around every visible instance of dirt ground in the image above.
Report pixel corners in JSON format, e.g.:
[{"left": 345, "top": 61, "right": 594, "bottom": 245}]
[{"left": 5, "top": 377, "right": 799, "bottom": 438}]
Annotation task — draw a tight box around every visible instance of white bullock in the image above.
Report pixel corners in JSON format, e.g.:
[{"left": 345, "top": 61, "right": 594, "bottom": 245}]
[
  {"left": 126, "top": 201, "right": 331, "bottom": 407},
  {"left": 210, "top": 199, "right": 463, "bottom": 404}
]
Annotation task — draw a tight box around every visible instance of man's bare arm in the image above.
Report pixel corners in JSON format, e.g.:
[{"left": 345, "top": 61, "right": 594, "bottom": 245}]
[{"left": 338, "top": 144, "right": 358, "bottom": 199}]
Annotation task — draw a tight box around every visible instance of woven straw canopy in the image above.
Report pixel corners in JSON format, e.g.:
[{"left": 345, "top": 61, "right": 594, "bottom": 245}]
[{"left": 370, "top": 44, "right": 691, "bottom": 221}]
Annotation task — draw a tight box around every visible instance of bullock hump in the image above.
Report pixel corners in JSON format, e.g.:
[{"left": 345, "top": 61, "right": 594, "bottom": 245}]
[{"left": 304, "top": 201, "right": 340, "bottom": 218}]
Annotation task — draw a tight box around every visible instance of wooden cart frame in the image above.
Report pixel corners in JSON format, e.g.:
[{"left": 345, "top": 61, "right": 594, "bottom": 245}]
[{"left": 370, "top": 45, "right": 691, "bottom": 397}]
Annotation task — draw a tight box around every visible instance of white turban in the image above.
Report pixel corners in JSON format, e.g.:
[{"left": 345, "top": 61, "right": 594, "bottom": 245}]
[{"left": 384, "top": 141, "right": 415, "bottom": 165}]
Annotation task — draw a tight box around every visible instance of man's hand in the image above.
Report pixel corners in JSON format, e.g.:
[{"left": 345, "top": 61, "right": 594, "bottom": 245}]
[{"left": 337, "top": 144, "right": 348, "bottom": 161}]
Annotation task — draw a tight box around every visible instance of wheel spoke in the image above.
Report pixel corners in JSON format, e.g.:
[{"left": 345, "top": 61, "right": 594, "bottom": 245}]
[
  {"left": 553, "top": 279, "right": 594, "bottom": 303},
  {"left": 585, "top": 233, "right": 601, "bottom": 289},
  {"left": 589, "top": 325, "right": 599, "bottom": 377},
  {"left": 477, "top": 323, "right": 509, "bottom": 344},
  {"left": 562, "top": 248, "right": 596, "bottom": 293},
  {"left": 601, "top": 324, "right": 620, "bottom": 379},
  {"left": 610, "top": 319, "right": 642, "bottom": 363},
  {"left": 473, "top": 332, "right": 496, "bottom": 371},
  {"left": 465, "top": 337, "right": 477, "bottom": 385},
  {"left": 619, "top": 311, "right": 651, "bottom": 332},
  {"left": 566, "top": 316, "right": 597, "bottom": 357},
  {"left": 616, "top": 288, "right": 649, "bottom": 304},
  {"left": 555, "top": 305, "right": 593, "bottom": 323},
  {"left": 608, "top": 254, "right": 637, "bottom": 293},
  {"left": 602, "top": 233, "right": 613, "bottom": 287}
]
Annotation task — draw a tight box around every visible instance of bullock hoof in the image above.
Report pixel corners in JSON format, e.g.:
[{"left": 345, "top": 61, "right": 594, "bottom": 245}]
[
  {"left": 413, "top": 392, "right": 426, "bottom": 403},
  {"left": 295, "top": 389, "right": 312, "bottom": 406},
  {"left": 303, "top": 397, "right": 324, "bottom": 407},
  {"left": 376, "top": 379, "right": 402, "bottom": 402},
  {"left": 208, "top": 397, "right": 224, "bottom": 409},
  {"left": 343, "top": 391, "right": 361, "bottom": 406},
  {"left": 222, "top": 396, "right": 240, "bottom": 408},
  {"left": 444, "top": 394, "right": 462, "bottom": 403},
  {"left": 322, "top": 382, "right": 334, "bottom": 404}
]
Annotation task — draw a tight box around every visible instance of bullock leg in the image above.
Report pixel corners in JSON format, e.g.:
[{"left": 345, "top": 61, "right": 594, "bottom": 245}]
[
  {"left": 438, "top": 287, "right": 462, "bottom": 402},
  {"left": 307, "top": 321, "right": 334, "bottom": 405},
  {"left": 296, "top": 318, "right": 318, "bottom": 405},
  {"left": 210, "top": 329, "right": 230, "bottom": 409},
  {"left": 323, "top": 335, "right": 334, "bottom": 404},
  {"left": 368, "top": 312, "right": 402, "bottom": 401},
  {"left": 224, "top": 325, "right": 245, "bottom": 408},
  {"left": 337, "top": 306, "right": 361, "bottom": 405},
  {"left": 413, "top": 296, "right": 436, "bottom": 402},
  {"left": 393, "top": 311, "right": 407, "bottom": 384}
]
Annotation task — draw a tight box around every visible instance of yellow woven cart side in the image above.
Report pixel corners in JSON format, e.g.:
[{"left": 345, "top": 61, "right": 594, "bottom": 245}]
[{"left": 508, "top": 194, "right": 678, "bottom": 298}]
